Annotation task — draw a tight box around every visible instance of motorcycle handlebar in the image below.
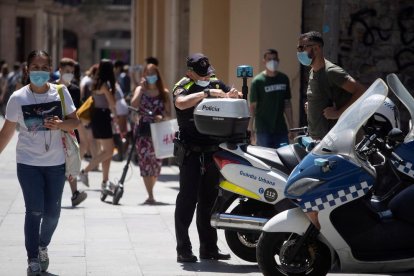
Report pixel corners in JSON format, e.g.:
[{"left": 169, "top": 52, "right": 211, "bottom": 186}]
[{"left": 289, "top": 126, "right": 308, "bottom": 133}]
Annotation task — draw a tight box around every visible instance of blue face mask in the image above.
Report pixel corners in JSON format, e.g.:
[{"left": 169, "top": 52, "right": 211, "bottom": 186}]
[
  {"left": 146, "top": 74, "right": 158, "bottom": 84},
  {"left": 30, "top": 71, "right": 50, "bottom": 87},
  {"left": 196, "top": 80, "right": 210, "bottom": 87},
  {"left": 297, "top": 51, "right": 313, "bottom": 66}
]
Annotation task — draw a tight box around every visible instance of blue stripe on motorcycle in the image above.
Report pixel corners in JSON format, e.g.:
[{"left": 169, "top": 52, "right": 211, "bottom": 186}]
[{"left": 300, "top": 181, "right": 371, "bottom": 212}]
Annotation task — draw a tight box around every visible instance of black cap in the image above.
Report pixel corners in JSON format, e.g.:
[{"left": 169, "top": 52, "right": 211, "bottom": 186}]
[{"left": 186, "top": 53, "right": 214, "bottom": 77}]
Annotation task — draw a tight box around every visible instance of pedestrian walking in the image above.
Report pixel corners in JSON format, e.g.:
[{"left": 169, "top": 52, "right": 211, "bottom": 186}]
[
  {"left": 54, "top": 57, "right": 87, "bottom": 206},
  {"left": 249, "top": 48, "right": 294, "bottom": 148},
  {"left": 78, "top": 64, "right": 99, "bottom": 165},
  {"left": 0, "top": 62, "right": 9, "bottom": 116},
  {"left": 0, "top": 50, "right": 80, "bottom": 275},
  {"left": 78, "top": 59, "right": 117, "bottom": 191},
  {"left": 130, "top": 63, "right": 171, "bottom": 204}
]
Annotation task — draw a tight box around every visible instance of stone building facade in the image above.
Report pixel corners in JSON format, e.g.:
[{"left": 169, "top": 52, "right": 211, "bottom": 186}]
[
  {"left": 1, "top": 0, "right": 413, "bottom": 129},
  {"left": 0, "top": 0, "right": 130, "bottom": 71},
  {"left": 62, "top": 2, "right": 131, "bottom": 70}
]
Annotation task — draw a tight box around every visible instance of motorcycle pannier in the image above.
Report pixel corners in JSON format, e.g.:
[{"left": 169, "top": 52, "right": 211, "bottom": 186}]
[{"left": 193, "top": 98, "right": 250, "bottom": 138}]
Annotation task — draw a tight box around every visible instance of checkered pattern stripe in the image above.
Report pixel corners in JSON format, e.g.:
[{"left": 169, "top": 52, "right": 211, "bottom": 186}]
[
  {"left": 300, "top": 181, "right": 371, "bottom": 212},
  {"left": 392, "top": 160, "right": 414, "bottom": 178}
]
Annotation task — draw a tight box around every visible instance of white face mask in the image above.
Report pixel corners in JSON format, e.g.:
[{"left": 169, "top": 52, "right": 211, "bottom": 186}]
[
  {"left": 265, "top": 60, "right": 279, "bottom": 72},
  {"left": 62, "top": 73, "right": 74, "bottom": 84},
  {"left": 196, "top": 80, "right": 210, "bottom": 87}
]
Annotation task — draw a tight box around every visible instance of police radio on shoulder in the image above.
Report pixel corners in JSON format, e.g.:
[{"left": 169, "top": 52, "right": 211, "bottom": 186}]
[{"left": 204, "top": 88, "right": 210, "bottom": 98}]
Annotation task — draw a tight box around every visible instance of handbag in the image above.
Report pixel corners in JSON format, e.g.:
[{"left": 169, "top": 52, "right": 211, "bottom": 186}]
[
  {"left": 76, "top": 95, "right": 94, "bottom": 123},
  {"left": 150, "top": 119, "right": 179, "bottom": 159},
  {"left": 57, "top": 85, "right": 82, "bottom": 181}
]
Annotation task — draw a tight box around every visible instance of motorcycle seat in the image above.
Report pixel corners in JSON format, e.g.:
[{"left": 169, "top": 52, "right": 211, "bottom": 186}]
[
  {"left": 246, "top": 145, "right": 290, "bottom": 175},
  {"left": 276, "top": 144, "right": 308, "bottom": 172}
]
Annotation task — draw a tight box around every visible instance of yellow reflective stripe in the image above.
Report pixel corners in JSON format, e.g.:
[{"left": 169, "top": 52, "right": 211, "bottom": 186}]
[
  {"left": 174, "top": 77, "right": 188, "bottom": 87},
  {"left": 219, "top": 180, "right": 261, "bottom": 200},
  {"left": 173, "top": 77, "right": 194, "bottom": 90},
  {"left": 183, "top": 81, "right": 194, "bottom": 90}
]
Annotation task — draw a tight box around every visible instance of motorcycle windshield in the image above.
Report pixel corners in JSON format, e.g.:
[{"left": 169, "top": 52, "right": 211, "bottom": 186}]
[
  {"left": 387, "top": 73, "right": 414, "bottom": 142},
  {"left": 312, "top": 79, "right": 388, "bottom": 160}
]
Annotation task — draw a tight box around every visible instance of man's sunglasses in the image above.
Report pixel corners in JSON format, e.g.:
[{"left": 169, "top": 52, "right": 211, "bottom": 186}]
[{"left": 297, "top": 44, "right": 317, "bottom": 52}]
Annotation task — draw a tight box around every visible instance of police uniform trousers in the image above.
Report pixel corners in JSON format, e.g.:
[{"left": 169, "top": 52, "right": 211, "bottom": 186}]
[{"left": 174, "top": 150, "right": 219, "bottom": 254}]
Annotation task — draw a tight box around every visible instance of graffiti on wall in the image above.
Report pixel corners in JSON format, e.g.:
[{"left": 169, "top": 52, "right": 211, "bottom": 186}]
[
  {"left": 338, "top": 3, "right": 414, "bottom": 131},
  {"left": 339, "top": 4, "right": 414, "bottom": 84}
]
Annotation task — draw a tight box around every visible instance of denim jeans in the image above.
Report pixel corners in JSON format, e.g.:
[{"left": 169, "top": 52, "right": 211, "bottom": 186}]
[
  {"left": 256, "top": 132, "right": 289, "bottom": 149},
  {"left": 16, "top": 163, "right": 66, "bottom": 259}
]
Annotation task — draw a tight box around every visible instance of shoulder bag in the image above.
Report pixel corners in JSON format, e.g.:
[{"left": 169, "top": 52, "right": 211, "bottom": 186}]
[
  {"left": 57, "top": 85, "right": 82, "bottom": 181},
  {"left": 76, "top": 95, "right": 94, "bottom": 123}
]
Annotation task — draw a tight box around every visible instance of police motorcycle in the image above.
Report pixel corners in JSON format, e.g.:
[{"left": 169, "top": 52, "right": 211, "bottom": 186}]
[
  {"left": 256, "top": 78, "right": 414, "bottom": 276},
  {"left": 192, "top": 65, "right": 314, "bottom": 262}
]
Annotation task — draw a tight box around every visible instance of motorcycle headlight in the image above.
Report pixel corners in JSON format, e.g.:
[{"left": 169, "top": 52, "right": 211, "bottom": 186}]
[{"left": 286, "top": 178, "right": 325, "bottom": 197}]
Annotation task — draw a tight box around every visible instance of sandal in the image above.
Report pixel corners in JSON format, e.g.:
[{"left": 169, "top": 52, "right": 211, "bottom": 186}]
[{"left": 143, "top": 198, "right": 156, "bottom": 205}]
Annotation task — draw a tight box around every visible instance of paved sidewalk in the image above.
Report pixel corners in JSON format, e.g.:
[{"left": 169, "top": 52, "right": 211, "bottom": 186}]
[
  {"left": 0, "top": 121, "right": 261, "bottom": 276},
  {"left": 0, "top": 117, "right": 411, "bottom": 276}
]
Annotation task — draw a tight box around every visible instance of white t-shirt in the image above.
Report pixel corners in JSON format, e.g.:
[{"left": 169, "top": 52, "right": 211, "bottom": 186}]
[{"left": 6, "top": 84, "right": 76, "bottom": 166}]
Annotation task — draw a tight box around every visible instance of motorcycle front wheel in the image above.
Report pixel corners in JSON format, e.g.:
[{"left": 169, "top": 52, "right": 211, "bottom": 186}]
[{"left": 257, "top": 232, "right": 331, "bottom": 276}]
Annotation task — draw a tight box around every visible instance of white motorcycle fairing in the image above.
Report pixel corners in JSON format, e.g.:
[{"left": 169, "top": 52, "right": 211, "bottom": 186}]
[
  {"left": 262, "top": 207, "right": 310, "bottom": 234},
  {"left": 220, "top": 163, "right": 288, "bottom": 204}
]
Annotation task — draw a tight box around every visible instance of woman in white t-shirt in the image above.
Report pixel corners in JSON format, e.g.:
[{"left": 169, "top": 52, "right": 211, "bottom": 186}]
[{"left": 0, "top": 50, "right": 80, "bottom": 276}]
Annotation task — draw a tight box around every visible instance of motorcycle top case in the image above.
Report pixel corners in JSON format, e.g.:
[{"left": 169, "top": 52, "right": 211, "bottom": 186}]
[{"left": 194, "top": 98, "right": 250, "bottom": 137}]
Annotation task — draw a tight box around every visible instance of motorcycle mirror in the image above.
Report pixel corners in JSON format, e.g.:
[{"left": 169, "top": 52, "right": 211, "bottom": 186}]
[
  {"left": 306, "top": 141, "right": 316, "bottom": 152},
  {"left": 387, "top": 128, "right": 404, "bottom": 143},
  {"left": 315, "top": 158, "right": 329, "bottom": 167}
]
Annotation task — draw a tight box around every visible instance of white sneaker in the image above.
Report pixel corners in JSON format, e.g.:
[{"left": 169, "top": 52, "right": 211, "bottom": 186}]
[
  {"left": 79, "top": 170, "right": 89, "bottom": 187},
  {"left": 102, "top": 180, "right": 114, "bottom": 190},
  {"left": 38, "top": 246, "right": 49, "bottom": 272},
  {"left": 27, "top": 259, "right": 41, "bottom": 276}
]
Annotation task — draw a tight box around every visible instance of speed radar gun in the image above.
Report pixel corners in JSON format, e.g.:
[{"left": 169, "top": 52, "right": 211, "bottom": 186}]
[{"left": 236, "top": 65, "right": 253, "bottom": 100}]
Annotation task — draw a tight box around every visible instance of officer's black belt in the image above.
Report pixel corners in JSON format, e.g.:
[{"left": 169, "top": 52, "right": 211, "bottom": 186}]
[{"left": 187, "top": 144, "right": 219, "bottom": 153}]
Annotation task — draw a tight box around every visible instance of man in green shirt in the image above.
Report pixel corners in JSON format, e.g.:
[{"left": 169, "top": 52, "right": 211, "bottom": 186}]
[
  {"left": 249, "top": 49, "right": 294, "bottom": 148},
  {"left": 297, "top": 31, "right": 366, "bottom": 139}
]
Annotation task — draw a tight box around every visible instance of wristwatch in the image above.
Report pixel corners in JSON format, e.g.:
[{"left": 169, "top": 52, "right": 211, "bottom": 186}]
[{"left": 204, "top": 88, "right": 210, "bottom": 98}]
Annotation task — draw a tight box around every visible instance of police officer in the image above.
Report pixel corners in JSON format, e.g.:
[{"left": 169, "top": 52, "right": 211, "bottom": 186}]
[{"left": 173, "top": 53, "right": 239, "bottom": 263}]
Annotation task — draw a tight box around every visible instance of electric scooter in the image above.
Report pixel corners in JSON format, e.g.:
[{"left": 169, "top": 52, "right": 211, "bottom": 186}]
[
  {"left": 256, "top": 78, "right": 414, "bottom": 276},
  {"left": 100, "top": 106, "right": 153, "bottom": 205}
]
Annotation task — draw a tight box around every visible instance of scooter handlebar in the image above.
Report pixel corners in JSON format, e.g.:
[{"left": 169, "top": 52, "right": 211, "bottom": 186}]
[{"left": 127, "top": 106, "right": 153, "bottom": 116}]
